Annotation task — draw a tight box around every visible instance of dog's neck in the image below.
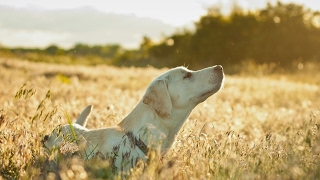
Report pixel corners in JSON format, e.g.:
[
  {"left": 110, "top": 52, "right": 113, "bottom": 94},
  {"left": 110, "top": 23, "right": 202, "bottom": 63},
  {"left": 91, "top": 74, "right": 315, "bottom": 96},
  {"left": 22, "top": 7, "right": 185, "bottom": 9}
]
[
  {"left": 118, "top": 101, "right": 194, "bottom": 152},
  {"left": 161, "top": 106, "right": 194, "bottom": 151},
  {"left": 118, "top": 101, "right": 155, "bottom": 132}
]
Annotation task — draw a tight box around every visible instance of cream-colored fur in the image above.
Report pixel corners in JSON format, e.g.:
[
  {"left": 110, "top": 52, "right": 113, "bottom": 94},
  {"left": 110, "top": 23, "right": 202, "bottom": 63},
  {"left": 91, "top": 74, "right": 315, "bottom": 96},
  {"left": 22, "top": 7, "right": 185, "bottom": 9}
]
[
  {"left": 43, "top": 105, "right": 92, "bottom": 153},
  {"left": 43, "top": 65, "right": 224, "bottom": 172}
]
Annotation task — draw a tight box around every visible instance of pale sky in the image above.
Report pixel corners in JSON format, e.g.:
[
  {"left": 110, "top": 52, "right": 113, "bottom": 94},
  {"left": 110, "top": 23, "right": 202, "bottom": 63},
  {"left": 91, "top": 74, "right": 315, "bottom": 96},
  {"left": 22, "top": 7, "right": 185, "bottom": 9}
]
[
  {"left": 1, "top": 0, "right": 319, "bottom": 26},
  {"left": 0, "top": 0, "right": 319, "bottom": 48}
]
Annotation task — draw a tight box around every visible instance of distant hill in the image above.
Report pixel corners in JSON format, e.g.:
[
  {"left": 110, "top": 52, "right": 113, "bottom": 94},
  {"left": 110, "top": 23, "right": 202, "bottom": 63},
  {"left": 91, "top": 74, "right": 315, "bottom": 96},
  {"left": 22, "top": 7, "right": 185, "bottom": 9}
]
[{"left": 0, "top": 6, "right": 176, "bottom": 48}]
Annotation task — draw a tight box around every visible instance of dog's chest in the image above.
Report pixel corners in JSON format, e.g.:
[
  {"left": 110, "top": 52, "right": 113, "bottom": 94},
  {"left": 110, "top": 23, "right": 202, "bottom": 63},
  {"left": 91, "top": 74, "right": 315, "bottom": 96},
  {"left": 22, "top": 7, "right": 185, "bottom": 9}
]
[{"left": 107, "top": 132, "right": 147, "bottom": 172}]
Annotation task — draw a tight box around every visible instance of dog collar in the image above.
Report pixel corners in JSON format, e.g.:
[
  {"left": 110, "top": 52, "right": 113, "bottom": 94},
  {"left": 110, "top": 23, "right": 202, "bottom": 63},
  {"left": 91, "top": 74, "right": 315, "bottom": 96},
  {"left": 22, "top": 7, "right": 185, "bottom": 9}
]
[
  {"left": 125, "top": 131, "right": 149, "bottom": 155},
  {"left": 135, "top": 138, "right": 149, "bottom": 155}
]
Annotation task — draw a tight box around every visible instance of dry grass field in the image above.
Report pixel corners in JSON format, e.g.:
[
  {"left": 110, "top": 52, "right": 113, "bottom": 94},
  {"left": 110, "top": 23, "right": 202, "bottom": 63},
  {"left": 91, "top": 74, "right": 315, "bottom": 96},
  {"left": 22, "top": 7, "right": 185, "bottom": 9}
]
[{"left": 1, "top": 58, "right": 320, "bottom": 179}]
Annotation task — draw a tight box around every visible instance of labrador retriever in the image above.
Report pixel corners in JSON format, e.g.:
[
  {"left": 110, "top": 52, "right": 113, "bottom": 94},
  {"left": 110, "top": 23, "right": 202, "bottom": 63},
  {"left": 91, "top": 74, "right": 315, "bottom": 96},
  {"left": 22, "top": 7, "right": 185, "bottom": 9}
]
[{"left": 43, "top": 65, "right": 224, "bottom": 172}]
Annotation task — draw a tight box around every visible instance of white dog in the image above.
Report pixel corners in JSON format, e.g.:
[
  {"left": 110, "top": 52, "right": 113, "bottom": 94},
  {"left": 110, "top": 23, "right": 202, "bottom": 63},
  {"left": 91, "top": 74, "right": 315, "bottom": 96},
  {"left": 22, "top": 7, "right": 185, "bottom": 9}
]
[
  {"left": 43, "top": 65, "right": 224, "bottom": 172},
  {"left": 42, "top": 105, "right": 93, "bottom": 154}
]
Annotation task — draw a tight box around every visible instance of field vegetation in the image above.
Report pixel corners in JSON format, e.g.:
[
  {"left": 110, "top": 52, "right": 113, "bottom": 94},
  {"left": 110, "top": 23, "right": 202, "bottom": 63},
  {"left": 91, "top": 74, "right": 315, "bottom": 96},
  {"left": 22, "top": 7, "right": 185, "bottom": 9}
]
[
  {"left": 1, "top": 57, "right": 320, "bottom": 179},
  {"left": 1, "top": 2, "right": 320, "bottom": 69}
]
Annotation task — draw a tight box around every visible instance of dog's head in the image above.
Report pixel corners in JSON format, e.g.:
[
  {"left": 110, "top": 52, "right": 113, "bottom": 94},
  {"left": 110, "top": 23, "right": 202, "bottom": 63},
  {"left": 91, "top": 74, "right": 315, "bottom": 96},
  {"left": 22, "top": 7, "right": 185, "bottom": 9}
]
[
  {"left": 42, "top": 105, "right": 93, "bottom": 153},
  {"left": 143, "top": 65, "right": 224, "bottom": 118}
]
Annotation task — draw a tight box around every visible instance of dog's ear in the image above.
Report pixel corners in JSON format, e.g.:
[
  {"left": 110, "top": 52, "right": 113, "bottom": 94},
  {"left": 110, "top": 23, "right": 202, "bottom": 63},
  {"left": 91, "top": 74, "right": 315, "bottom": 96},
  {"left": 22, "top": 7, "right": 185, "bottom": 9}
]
[
  {"left": 143, "top": 79, "right": 172, "bottom": 118},
  {"left": 75, "top": 105, "right": 93, "bottom": 127}
]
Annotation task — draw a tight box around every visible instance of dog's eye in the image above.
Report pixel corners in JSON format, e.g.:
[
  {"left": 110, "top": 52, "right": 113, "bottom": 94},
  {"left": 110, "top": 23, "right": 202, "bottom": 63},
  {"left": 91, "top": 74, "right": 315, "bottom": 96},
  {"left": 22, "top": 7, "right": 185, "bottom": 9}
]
[{"left": 183, "top": 72, "right": 192, "bottom": 79}]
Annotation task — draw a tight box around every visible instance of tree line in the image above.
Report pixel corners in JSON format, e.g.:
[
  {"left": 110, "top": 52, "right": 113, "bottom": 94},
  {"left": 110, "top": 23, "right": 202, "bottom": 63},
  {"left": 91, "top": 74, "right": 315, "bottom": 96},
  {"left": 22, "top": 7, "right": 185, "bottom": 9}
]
[{"left": 1, "top": 2, "right": 320, "bottom": 70}]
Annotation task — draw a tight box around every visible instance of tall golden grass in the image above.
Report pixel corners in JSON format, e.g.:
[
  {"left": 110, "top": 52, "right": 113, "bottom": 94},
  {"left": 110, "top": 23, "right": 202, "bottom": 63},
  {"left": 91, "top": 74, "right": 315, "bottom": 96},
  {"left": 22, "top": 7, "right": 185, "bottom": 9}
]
[{"left": 0, "top": 58, "right": 320, "bottom": 179}]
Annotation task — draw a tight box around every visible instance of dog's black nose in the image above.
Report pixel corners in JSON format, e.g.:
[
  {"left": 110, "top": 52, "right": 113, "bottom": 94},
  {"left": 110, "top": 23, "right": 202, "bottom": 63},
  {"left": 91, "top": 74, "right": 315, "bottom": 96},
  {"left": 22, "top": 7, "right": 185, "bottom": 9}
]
[{"left": 213, "top": 65, "right": 223, "bottom": 71}]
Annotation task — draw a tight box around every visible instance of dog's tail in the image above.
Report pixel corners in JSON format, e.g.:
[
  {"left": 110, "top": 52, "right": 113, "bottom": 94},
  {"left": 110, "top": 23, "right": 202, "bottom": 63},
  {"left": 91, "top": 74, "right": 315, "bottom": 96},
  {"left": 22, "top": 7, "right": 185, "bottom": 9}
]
[{"left": 75, "top": 105, "right": 93, "bottom": 127}]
